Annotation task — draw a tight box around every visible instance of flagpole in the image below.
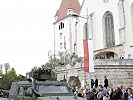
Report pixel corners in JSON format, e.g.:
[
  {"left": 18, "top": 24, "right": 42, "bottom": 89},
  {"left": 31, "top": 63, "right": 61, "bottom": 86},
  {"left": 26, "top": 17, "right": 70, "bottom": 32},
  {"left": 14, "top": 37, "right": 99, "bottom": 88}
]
[
  {"left": 71, "top": 11, "right": 95, "bottom": 88},
  {"left": 88, "top": 12, "right": 94, "bottom": 89}
]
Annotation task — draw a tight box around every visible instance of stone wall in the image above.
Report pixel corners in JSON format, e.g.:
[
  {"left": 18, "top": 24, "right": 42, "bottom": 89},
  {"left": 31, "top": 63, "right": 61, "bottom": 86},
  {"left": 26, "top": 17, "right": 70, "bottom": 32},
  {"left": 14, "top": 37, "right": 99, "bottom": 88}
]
[
  {"left": 88, "top": 59, "right": 133, "bottom": 88},
  {"left": 89, "top": 65, "right": 133, "bottom": 88},
  {"left": 56, "top": 59, "right": 133, "bottom": 88}
]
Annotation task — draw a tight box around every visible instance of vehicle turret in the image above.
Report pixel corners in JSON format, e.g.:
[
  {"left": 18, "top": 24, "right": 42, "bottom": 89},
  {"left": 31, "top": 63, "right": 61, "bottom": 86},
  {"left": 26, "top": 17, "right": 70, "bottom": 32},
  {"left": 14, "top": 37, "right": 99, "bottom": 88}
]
[{"left": 27, "top": 68, "right": 56, "bottom": 81}]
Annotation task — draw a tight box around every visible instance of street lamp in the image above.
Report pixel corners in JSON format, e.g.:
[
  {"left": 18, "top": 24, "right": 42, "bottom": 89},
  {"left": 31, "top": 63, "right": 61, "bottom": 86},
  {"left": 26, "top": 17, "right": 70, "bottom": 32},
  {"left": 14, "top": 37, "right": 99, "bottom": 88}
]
[
  {"left": 71, "top": 14, "right": 88, "bottom": 39},
  {"left": 71, "top": 13, "right": 94, "bottom": 39},
  {"left": 71, "top": 13, "right": 93, "bottom": 88},
  {"left": 71, "top": 14, "right": 88, "bottom": 19}
]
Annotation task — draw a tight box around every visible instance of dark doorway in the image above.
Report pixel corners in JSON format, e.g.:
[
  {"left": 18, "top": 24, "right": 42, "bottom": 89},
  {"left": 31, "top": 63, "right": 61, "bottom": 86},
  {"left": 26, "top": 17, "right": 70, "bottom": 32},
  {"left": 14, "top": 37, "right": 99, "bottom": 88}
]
[
  {"left": 68, "top": 76, "right": 81, "bottom": 88},
  {"left": 106, "top": 52, "right": 114, "bottom": 59}
]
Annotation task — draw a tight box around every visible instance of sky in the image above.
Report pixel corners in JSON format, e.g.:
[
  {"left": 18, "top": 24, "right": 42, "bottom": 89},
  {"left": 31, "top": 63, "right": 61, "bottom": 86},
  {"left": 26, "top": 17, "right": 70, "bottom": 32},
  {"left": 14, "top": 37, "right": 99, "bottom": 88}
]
[{"left": 0, "top": 0, "right": 83, "bottom": 75}]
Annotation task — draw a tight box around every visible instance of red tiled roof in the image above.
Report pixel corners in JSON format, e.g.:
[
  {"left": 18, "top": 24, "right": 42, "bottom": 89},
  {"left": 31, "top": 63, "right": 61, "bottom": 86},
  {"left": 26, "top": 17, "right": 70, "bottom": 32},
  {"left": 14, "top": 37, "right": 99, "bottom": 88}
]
[
  {"left": 55, "top": 0, "right": 81, "bottom": 21},
  {"left": 55, "top": 10, "right": 59, "bottom": 16}
]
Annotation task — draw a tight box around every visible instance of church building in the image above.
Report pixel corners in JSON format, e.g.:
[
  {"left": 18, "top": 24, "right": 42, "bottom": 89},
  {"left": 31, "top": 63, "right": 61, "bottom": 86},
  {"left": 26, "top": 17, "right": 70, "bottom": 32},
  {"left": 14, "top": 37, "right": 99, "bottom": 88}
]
[
  {"left": 78, "top": 0, "right": 133, "bottom": 59},
  {"left": 54, "top": 0, "right": 133, "bottom": 88}
]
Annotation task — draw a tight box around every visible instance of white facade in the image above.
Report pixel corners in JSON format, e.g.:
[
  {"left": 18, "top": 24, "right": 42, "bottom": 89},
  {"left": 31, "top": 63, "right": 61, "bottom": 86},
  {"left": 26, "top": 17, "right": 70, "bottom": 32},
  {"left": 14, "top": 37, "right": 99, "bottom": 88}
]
[
  {"left": 54, "top": 15, "right": 79, "bottom": 55},
  {"left": 54, "top": 0, "right": 133, "bottom": 87},
  {"left": 77, "top": 0, "right": 133, "bottom": 59}
]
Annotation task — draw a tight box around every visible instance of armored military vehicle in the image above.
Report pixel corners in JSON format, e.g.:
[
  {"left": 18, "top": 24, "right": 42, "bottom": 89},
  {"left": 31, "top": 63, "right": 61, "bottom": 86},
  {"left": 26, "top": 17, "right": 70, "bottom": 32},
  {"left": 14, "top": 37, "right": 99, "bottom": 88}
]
[{"left": 9, "top": 68, "right": 79, "bottom": 100}]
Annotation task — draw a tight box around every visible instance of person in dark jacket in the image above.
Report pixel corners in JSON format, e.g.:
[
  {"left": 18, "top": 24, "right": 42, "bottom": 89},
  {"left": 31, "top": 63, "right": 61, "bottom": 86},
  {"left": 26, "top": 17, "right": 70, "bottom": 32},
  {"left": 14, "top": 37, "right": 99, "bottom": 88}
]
[
  {"left": 115, "top": 87, "right": 123, "bottom": 100},
  {"left": 94, "top": 76, "right": 98, "bottom": 88},
  {"left": 123, "top": 88, "right": 128, "bottom": 100},
  {"left": 104, "top": 76, "right": 108, "bottom": 89},
  {"left": 91, "top": 79, "right": 95, "bottom": 89}
]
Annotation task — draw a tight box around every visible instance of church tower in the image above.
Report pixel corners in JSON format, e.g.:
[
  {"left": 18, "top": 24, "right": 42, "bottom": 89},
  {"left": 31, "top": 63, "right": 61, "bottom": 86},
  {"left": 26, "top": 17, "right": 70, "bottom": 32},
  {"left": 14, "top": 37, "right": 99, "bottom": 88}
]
[{"left": 53, "top": 0, "right": 81, "bottom": 56}]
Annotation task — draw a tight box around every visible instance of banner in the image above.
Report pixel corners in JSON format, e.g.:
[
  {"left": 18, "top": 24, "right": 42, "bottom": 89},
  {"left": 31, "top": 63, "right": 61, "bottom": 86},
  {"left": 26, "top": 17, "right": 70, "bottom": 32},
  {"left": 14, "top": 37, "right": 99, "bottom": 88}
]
[
  {"left": 83, "top": 39, "right": 94, "bottom": 72},
  {"left": 83, "top": 39, "right": 89, "bottom": 72}
]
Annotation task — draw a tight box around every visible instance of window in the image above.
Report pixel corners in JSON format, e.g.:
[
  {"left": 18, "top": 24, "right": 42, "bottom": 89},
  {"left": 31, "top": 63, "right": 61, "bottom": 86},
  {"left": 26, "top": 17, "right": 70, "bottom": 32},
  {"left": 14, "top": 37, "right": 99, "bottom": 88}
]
[
  {"left": 103, "top": 11, "right": 115, "bottom": 47},
  {"left": 24, "top": 87, "right": 32, "bottom": 97},
  {"left": 18, "top": 86, "right": 24, "bottom": 95},
  {"left": 59, "top": 25, "right": 61, "bottom": 30},
  {"left": 62, "top": 23, "right": 64, "bottom": 28},
  {"left": 60, "top": 33, "right": 63, "bottom": 39},
  {"left": 59, "top": 22, "right": 64, "bottom": 30},
  {"left": 67, "top": 9, "right": 73, "bottom": 14},
  {"left": 60, "top": 43, "right": 63, "bottom": 49},
  {"left": 61, "top": 22, "right": 63, "bottom": 29},
  {"left": 38, "top": 85, "right": 69, "bottom": 94}
]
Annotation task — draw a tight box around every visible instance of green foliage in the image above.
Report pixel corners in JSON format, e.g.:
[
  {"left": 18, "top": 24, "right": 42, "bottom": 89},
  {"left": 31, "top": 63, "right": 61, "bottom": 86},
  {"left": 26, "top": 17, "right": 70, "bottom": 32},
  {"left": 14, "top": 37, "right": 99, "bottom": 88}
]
[
  {"left": 0, "top": 68, "right": 24, "bottom": 89},
  {"left": 41, "top": 51, "right": 60, "bottom": 69},
  {"left": 41, "top": 51, "right": 71, "bottom": 69}
]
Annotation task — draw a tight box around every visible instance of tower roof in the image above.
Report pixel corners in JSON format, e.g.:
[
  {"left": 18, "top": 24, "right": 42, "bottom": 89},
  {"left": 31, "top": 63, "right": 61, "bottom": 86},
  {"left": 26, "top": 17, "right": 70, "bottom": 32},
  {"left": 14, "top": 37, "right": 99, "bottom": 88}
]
[{"left": 55, "top": 0, "right": 81, "bottom": 21}]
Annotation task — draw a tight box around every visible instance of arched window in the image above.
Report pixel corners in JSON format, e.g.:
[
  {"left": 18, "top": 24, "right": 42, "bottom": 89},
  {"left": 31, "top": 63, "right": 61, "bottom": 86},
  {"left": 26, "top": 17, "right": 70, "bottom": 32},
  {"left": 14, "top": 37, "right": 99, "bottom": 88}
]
[
  {"left": 59, "top": 25, "right": 60, "bottom": 30},
  {"left": 62, "top": 23, "right": 64, "bottom": 28},
  {"left": 59, "top": 22, "right": 64, "bottom": 29},
  {"left": 61, "top": 22, "right": 63, "bottom": 29},
  {"left": 83, "top": 23, "right": 88, "bottom": 39},
  {"left": 103, "top": 11, "right": 115, "bottom": 47}
]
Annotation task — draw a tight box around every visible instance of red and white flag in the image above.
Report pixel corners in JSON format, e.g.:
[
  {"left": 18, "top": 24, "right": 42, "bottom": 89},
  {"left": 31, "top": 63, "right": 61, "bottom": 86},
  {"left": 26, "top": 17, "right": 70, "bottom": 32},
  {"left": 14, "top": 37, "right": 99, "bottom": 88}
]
[{"left": 83, "top": 39, "right": 94, "bottom": 72}]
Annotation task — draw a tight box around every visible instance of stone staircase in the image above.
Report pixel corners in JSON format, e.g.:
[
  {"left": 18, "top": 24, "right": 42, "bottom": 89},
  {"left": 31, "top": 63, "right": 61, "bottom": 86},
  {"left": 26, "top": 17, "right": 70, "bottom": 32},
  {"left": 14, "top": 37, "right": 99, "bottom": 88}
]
[{"left": 89, "top": 59, "right": 133, "bottom": 88}]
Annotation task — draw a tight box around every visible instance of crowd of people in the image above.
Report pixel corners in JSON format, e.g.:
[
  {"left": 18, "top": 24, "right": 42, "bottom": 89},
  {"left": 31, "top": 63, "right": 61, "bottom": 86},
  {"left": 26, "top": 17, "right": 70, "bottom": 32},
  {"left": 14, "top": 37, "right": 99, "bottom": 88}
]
[
  {"left": 94, "top": 55, "right": 124, "bottom": 59},
  {"left": 72, "top": 76, "right": 133, "bottom": 100},
  {"left": 0, "top": 89, "right": 9, "bottom": 98}
]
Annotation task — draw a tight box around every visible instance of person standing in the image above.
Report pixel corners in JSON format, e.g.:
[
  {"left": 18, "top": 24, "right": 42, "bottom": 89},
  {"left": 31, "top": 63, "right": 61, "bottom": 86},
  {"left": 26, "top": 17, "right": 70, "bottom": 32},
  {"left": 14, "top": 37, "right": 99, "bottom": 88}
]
[
  {"left": 104, "top": 76, "right": 108, "bottom": 89},
  {"left": 91, "top": 79, "right": 95, "bottom": 89},
  {"left": 94, "top": 76, "right": 98, "bottom": 88}
]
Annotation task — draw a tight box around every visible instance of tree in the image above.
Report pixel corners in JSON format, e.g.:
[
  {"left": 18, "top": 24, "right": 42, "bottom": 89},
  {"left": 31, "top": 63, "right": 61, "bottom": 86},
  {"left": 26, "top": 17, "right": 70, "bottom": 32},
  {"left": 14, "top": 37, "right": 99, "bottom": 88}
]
[
  {"left": 41, "top": 51, "right": 60, "bottom": 69},
  {"left": 42, "top": 50, "right": 72, "bottom": 69},
  {"left": 0, "top": 68, "right": 24, "bottom": 89}
]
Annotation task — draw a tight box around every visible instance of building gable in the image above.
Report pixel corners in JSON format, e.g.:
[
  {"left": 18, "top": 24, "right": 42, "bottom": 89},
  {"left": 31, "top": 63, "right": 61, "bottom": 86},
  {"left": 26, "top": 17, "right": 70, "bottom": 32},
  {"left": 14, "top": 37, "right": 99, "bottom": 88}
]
[{"left": 55, "top": 0, "right": 81, "bottom": 21}]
